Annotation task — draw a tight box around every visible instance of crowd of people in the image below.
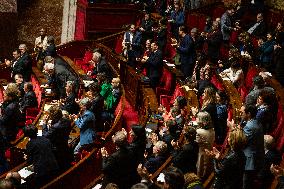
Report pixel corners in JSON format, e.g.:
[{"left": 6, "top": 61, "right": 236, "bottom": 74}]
[{"left": 0, "top": 0, "right": 284, "bottom": 189}]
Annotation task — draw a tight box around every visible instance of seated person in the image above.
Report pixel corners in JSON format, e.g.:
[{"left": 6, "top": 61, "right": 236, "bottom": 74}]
[
  {"left": 172, "top": 125, "right": 199, "bottom": 174},
  {"left": 0, "top": 85, "right": 22, "bottom": 141},
  {"left": 73, "top": 98, "right": 96, "bottom": 155},
  {"left": 87, "top": 82, "right": 104, "bottom": 130},
  {"left": 14, "top": 74, "right": 25, "bottom": 98},
  {"left": 111, "top": 77, "right": 121, "bottom": 109},
  {"left": 89, "top": 49, "right": 113, "bottom": 81},
  {"left": 258, "top": 135, "right": 281, "bottom": 188},
  {"left": 159, "top": 119, "right": 179, "bottom": 152},
  {"left": 101, "top": 131, "right": 137, "bottom": 188},
  {"left": 144, "top": 140, "right": 168, "bottom": 174},
  {"left": 97, "top": 73, "right": 115, "bottom": 121},
  {"left": 42, "top": 105, "right": 73, "bottom": 172},
  {"left": 23, "top": 124, "right": 58, "bottom": 189},
  {"left": 19, "top": 82, "right": 38, "bottom": 113},
  {"left": 59, "top": 81, "right": 79, "bottom": 115}
]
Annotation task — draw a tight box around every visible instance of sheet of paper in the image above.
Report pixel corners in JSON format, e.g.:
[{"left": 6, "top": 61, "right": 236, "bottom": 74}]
[
  {"left": 44, "top": 104, "right": 53, "bottom": 111},
  {"left": 166, "top": 63, "right": 175, "bottom": 67},
  {"left": 37, "top": 130, "right": 42, "bottom": 136},
  {"left": 18, "top": 167, "right": 34, "bottom": 184}
]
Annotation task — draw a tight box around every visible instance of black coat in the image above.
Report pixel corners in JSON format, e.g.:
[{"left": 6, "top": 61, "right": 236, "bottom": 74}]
[
  {"left": 102, "top": 146, "right": 137, "bottom": 188},
  {"left": 0, "top": 100, "right": 21, "bottom": 141},
  {"left": 172, "top": 141, "right": 199, "bottom": 173},
  {"left": 274, "top": 47, "right": 284, "bottom": 86},
  {"left": 20, "top": 91, "right": 38, "bottom": 112},
  {"left": 45, "top": 44, "right": 57, "bottom": 57},
  {"left": 206, "top": 30, "right": 223, "bottom": 60},
  {"left": 90, "top": 94, "right": 104, "bottom": 128},
  {"left": 43, "top": 118, "right": 72, "bottom": 170},
  {"left": 26, "top": 136, "right": 58, "bottom": 177},
  {"left": 92, "top": 57, "right": 113, "bottom": 81},
  {"left": 145, "top": 49, "right": 163, "bottom": 79},
  {"left": 60, "top": 93, "right": 79, "bottom": 114},
  {"left": 213, "top": 150, "right": 246, "bottom": 189},
  {"left": 251, "top": 21, "right": 267, "bottom": 38},
  {"left": 17, "top": 52, "right": 32, "bottom": 81}
]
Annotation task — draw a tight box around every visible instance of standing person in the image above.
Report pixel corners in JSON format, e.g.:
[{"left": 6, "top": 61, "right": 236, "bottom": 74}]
[
  {"left": 44, "top": 36, "right": 57, "bottom": 58},
  {"left": 42, "top": 105, "right": 73, "bottom": 172},
  {"left": 4, "top": 49, "right": 21, "bottom": 80},
  {"left": 73, "top": 98, "right": 96, "bottom": 155},
  {"left": 273, "top": 32, "right": 284, "bottom": 86},
  {"left": 205, "top": 129, "right": 247, "bottom": 189},
  {"left": 14, "top": 74, "right": 25, "bottom": 98},
  {"left": 239, "top": 105, "right": 264, "bottom": 189},
  {"left": 206, "top": 21, "right": 223, "bottom": 64},
  {"left": 195, "top": 111, "right": 215, "bottom": 180},
  {"left": 169, "top": 3, "right": 185, "bottom": 40},
  {"left": 19, "top": 82, "right": 38, "bottom": 114},
  {"left": 34, "top": 28, "right": 48, "bottom": 52},
  {"left": 141, "top": 42, "right": 163, "bottom": 88},
  {"left": 139, "top": 13, "right": 154, "bottom": 44},
  {"left": 220, "top": 5, "right": 236, "bottom": 43},
  {"left": 101, "top": 131, "right": 137, "bottom": 188},
  {"left": 173, "top": 26, "right": 196, "bottom": 78},
  {"left": 18, "top": 44, "right": 32, "bottom": 81},
  {"left": 258, "top": 32, "right": 276, "bottom": 72},
  {"left": 59, "top": 81, "right": 79, "bottom": 115},
  {"left": 23, "top": 124, "right": 58, "bottom": 189},
  {"left": 172, "top": 125, "right": 199, "bottom": 174}
]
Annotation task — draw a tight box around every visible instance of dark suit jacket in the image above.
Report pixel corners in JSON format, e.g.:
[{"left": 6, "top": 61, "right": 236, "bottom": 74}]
[
  {"left": 145, "top": 49, "right": 163, "bottom": 79},
  {"left": 17, "top": 52, "right": 32, "bottom": 81},
  {"left": 45, "top": 44, "right": 57, "bottom": 57},
  {"left": 0, "top": 100, "right": 21, "bottom": 141},
  {"left": 172, "top": 141, "right": 199, "bottom": 173},
  {"left": 206, "top": 29, "right": 223, "bottom": 60},
  {"left": 90, "top": 94, "right": 104, "bottom": 128},
  {"left": 140, "top": 18, "right": 154, "bottom": 41},
  {"left": 26, "top": 136, "right": 58, "bottom": 177},
  {"left": 61, "top": 93, "right": 79, "bottom": 114},
  {"left": 177, "top": 34, "right": 196, "bottom": 77},
  {"left": 251, "top": 21, "right": 267, "bottom": 38},
  {"left": 144, "top": 154, "right": 167, "bottom": 173},
  {"left": 92, "top": 57, "right": 113, "bottom": 80},
  {"left": 213, "top": 150, "right": 246, "bottom": 189},
  {"left": 20, "top": 91, "right": 38, "bottom": 112},
  {"left": 42, "top": 118, "right": 71, "bottom": 150},
  {"left": 43, "top": 118, "right": 72, "bottom": 170},
  {"left": 102, "top": 146, "right": 137, "bottom": 188}
]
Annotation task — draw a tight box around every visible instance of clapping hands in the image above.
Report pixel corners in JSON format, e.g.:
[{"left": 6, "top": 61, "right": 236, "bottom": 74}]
[{"left": 205, "top": 147, "right": 221, "bottom": 160}]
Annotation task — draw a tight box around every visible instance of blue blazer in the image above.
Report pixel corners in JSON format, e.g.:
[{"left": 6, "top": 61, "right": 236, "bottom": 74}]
[
  {"left": 75, "top": 110, "right": 96, "bottom": 145},
  {"left": 243, "top": 119, "right": 264, "bottom": 171}
]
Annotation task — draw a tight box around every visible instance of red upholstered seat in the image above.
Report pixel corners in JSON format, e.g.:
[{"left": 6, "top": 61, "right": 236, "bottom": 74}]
[
  {"left": 115, "top": 35, "right": 124, "bottom": 55},
  {"left": 165, "top": 43, "right": 176, "bottom": 61},
  {"left": 245, "top": 66, "right": 259, "bottom": 90},
  {"left": 251, "top": 37, "right": 259, "bottom": 49},
  {"left": 210, "top": 74, "right": 224, "bottom": 90},
  {"left": 212, "top": 6, "right": 225, "bottom": 20},
  {"left": 160, "top": 83, "right": 185, "bottom": 112},
  {"left": 26, "top": 107, "right": 40, "bottom": 123},
  {"left": 272, "top": 102, "right": 284, "bottom": 151},
  {"left": 156, "top": 68, "right": 173, "bottom": 100},
  {"left": 187, "top": 13, "right": 199, "bottom": 30},
  {"left": 238, "top": 85, "right": 248, "bottom": 102},
  {"left": 198, "top": 14, "right": 206, "bottom": 32}
]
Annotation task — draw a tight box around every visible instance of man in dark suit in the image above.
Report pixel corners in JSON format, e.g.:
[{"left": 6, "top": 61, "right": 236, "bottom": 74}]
[
  {"left": 141, "top": 42, "right": 163, "bottom": 88},
  {"left": 91, "top": 50, "right": 113, "bottom": 81},
  {"left": 42, "top": 106, "right": 72, "bottom": 172},
  {"left": 19, "top": 82, "right": 38, "bottom": 113},
  {"left": 139, "top": 13, "right": 154, "bottom": 44},
  {"left": 247, "top": 13, "right": 267, "bottom": 38},
  {"left": 4, "top": 49, "right": 21, "bottom": 80},
  {"left": 173, "top": 26, "right": 196, "bottom": 79},
  {"left": 101, "top": 131, "right": 137, "bottom": 188},
  {"left": 18, "top": 44, "right": 32, "bottom": 81},
  {"left": 24, "top": 124, "right": 58, "bottom": 189}
]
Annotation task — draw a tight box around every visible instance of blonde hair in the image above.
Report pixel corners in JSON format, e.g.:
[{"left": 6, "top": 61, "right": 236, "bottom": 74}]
[
  {"left": 228, "top": 129, "right": 247, "bottom": 151},
  {"left": 5, "top": 83, "right": 20, "bottom": 99},
  {"left": 202, "top": 87, "right": 216, "bottom": 110},
  {"left": 154, "top": 141, "right": 167, "bottom": 155}
]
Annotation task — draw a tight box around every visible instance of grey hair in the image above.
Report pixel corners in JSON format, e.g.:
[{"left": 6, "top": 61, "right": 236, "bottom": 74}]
[
  {"left": 93, "top": 51, "right": 101, "bottom": 60},
  {"left": 155, "top": 141, "right": 167, "bottom": 155},
  {"left": 66, "top": 81, "right": 75, "bottom": 87},
  {"left": 197, "top": 111, "right": 213, "bottom": 129},
  {"left": 19, "top": 44, "right": 27, "bottom": 50},
  {"left": 79, "top": 97, "right": 91, "bottom": 109}
]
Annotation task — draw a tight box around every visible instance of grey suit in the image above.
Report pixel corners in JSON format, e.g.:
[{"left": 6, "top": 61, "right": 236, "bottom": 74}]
[{"left": 221, "top": 12, "right": 233, "bottom": 41}]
